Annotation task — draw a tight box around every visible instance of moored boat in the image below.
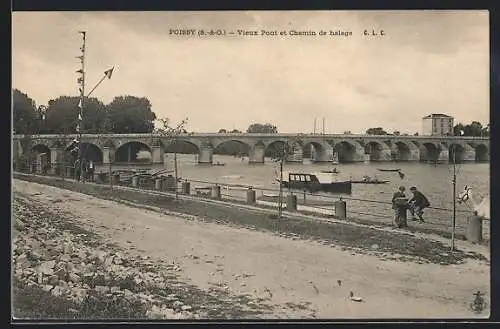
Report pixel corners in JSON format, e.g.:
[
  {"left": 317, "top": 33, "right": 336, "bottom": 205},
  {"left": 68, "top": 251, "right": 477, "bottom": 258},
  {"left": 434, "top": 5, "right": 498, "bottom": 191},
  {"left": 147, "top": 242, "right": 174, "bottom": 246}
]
[
  {"left": 275, "top": 171, "right": 352, "bottom": 194},
  {"left": 376, "top": 168, "right": 401, "bottom": 172},
  {"left": 320, "top": 167, "right": 340, "bottom": 174},
  {"left": 213, "top": 162, "right": 226, "bottom": 166}
]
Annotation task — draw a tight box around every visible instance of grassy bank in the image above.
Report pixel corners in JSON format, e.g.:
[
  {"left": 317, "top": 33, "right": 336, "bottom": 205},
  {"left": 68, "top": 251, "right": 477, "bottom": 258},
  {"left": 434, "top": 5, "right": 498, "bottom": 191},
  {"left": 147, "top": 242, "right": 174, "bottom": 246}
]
[{"left": 13, "top": 173, "right": 488, "bottom": 266}]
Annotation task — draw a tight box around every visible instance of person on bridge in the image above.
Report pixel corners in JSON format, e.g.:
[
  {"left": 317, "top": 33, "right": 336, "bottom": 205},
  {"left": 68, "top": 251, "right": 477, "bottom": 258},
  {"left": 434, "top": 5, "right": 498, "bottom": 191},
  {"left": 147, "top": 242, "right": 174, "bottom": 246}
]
[{"left": 408, "top": 186, "right": 431, "bottom": 223}]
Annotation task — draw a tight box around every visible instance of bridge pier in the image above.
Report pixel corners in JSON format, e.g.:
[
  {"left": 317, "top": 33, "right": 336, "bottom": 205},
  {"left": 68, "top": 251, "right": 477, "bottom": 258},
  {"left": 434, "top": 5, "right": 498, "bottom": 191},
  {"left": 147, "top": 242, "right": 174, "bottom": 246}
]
[
  {"left": 438, "top": 149, "right": 449, "bottom": 162},
  {"left": 390, "top": 146, "right": 420, "bottom": 161},
  {"left": 375, "top": 148, "right": 392, "bottom": 161},
  {"left": 249, "top": 144, "right": 265, "bottom": 164},
  {"left": 49, "top": 147, "right": 64, "bottom": 175},
  {"left": 103, "top": 147, "right": 115, "bottom": 165},
  {"left": 478, "top": 151, "right": 489, "bottom": 162},
  {"left": 351, "top": 149, "right": 366, "bottom": 162},
  {"left": 408, "top": 148, "right": 420, "bottom": 161},
  {"left": 198, "top": 144, "right": 213, "bottom": 164},
  {"left": 151, "top": 146, "right": 164, "bottom": 164},
  {"left": 463, "top": 144, "right": 476, "bottom": 162},
  {"left": 286, "top": 145, "right": 303, "bottom": 163}
]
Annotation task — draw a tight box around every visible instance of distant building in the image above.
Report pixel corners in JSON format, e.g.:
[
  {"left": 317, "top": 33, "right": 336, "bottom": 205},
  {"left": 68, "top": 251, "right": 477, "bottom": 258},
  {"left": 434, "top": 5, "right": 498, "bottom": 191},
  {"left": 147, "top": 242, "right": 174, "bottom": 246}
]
[{"left": 422, "top": 114, "right": 454, "bottom": 136}]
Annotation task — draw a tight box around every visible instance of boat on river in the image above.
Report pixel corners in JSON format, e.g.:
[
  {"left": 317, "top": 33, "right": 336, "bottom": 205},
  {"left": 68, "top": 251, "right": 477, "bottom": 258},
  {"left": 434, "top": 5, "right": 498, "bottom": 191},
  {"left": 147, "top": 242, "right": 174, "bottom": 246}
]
[
  {"left": 320, "top": 167, "right": 340, "bottom": 174},
  {"left": 350, "top": 175, "right": 389, "bottom": 184},
  {"left": 213, "top": 162, "right": 226, "bottom": 166},
  {"left": 376, "top": 168, "right": 401, "bottom": 172},
  {"left": 275, "top": 171, "right": 352, "bottom": 194}
]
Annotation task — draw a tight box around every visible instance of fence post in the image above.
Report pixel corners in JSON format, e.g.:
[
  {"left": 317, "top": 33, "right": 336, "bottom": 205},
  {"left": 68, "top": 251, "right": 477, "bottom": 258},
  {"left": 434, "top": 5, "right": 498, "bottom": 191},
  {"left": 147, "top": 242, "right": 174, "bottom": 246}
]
[
  {"left": 246, "top": 187, "right": 256, "bottom": 205},
  {"left": 466, "top": 214, "right": 483, "bottom": 243},
  {"left": 286, "top": 193, "right": 298, "bottom": 211},
  {"left": 334, "top": 199, "right": 347, "bottom": 220},
  {"left": 112, "top": 173, "right": 120, "bottom": 186},
  {"left": 132, "top": 175, "right": 139, "bottom": 187},
  {"left": 211, "top": 185, "right": 221, "bottom": 199},
  {"left": 182, "top": 180, "right": 190, "bottom": 195},
  {"left": 155, "top": 178, "right": 163, "bottom": 191}
]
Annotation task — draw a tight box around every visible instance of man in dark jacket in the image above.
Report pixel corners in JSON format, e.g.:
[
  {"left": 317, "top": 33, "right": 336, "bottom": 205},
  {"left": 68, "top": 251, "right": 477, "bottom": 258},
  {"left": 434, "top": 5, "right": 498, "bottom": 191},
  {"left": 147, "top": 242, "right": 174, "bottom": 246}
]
[{"left": 408, "top": 186, "right": 431, "bottom": 222}]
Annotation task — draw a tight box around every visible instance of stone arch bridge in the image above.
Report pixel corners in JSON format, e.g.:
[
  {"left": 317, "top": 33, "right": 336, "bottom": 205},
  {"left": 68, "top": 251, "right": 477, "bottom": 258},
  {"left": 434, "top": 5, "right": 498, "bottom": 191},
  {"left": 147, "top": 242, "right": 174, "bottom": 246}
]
[{"left": 12, "top": 133, "right": 490, "bottom": 167}]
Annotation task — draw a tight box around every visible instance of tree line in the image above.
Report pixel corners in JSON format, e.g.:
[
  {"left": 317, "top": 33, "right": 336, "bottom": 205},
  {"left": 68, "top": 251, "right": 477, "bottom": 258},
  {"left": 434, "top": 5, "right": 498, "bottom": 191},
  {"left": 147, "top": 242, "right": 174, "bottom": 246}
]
[
  {"left": 365, "top": 123, "right": 489, "bottom": 137},
  {"left": 13, "top": 89, "right": 283, "bottom": 137},
  {"left": 13, "top": 89, "right": 157, "bottom": 135}
]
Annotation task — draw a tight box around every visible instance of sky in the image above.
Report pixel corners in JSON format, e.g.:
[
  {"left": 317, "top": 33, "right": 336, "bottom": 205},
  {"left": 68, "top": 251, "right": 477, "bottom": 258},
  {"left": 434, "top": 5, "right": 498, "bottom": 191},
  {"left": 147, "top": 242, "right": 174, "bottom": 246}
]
[{"left": 12, "top": 11, "right": 489, "bottom": 134}]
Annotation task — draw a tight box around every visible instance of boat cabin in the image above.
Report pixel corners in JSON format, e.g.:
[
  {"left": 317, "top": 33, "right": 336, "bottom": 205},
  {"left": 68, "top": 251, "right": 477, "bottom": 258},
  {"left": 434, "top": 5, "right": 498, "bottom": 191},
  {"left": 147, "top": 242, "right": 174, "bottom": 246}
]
[{"left": 277, "top": 171, "right": 352, "bottom": 194}]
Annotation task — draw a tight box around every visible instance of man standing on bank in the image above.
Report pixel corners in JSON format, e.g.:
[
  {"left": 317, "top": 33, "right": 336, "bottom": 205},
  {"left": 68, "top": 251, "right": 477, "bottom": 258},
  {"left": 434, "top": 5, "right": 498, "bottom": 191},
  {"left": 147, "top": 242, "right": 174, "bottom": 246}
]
[
  {"left": 392, "top": 186, "right": 408, "bottom": 228},
  {"left": 408, "top": 186, "right": 431, "bottom": 223}
]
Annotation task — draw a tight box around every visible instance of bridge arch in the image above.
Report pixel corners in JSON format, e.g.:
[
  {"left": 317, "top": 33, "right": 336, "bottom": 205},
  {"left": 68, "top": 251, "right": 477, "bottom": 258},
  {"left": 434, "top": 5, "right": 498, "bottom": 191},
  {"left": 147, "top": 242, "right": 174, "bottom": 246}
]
[
  {"left": 302, "top": 141, "right": 323, "bottom": 157},
  {"left": 364, "top": 141, "right": 391, "bottom": 161},
  {"left": 164, "top": 139, "right": 200, "bottom": 154},
  {"left": 213, "top": 140, "right": 251, "bottom": 156},
  {"left": 448, "top": 143, "right": 466, "bottom": 163},
  {"left": 31, "top": 144, "right": 51, "bottom": 162},
  {"left": 81, "top": 142, "right": 104, "bottom": 163},
  {"left": 391, "top": 141, "right": 418, "bottom": 161},
  {"left": 264, "top": 140, "right": 289, "bottom": 159},
  {"left": 333, "top": 140, "right": 361, "bottom": 163},
  {"left": 419, "top": 142, "right": 441, "bottom": 162},
  {"left": 115, "top": 141, "right": 152, "bottom": 163},
  {"left": 475, "top": 143, "right": 489, "bottom": 162}
]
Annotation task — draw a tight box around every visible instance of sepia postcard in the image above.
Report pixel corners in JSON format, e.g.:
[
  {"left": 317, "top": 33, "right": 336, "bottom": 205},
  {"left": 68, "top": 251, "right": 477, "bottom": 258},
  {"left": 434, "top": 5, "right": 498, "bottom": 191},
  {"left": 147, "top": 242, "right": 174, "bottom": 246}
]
[{"left": 12, "top": 10, "right": 490, "bottom": 321}]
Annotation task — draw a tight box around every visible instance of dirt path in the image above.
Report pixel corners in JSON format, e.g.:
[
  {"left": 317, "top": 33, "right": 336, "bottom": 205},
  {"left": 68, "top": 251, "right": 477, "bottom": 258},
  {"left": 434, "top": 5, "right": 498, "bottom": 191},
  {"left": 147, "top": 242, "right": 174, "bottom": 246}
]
[{"left": 12, "top": 179, "right": 490, "bottom": 319}]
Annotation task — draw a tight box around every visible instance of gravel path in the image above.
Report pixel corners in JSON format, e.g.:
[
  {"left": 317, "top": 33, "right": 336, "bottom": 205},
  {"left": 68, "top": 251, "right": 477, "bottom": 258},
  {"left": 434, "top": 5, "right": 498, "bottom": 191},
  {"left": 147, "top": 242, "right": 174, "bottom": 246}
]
[{"left": 12, "top": 179, "right": 490, "bottom": 319}]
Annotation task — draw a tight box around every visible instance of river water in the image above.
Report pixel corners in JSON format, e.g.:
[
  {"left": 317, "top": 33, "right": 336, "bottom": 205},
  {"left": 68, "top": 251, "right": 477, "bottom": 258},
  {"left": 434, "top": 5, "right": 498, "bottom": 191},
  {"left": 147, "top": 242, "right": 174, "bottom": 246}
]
[{"left": 96, "top": 154, "right": 490, "bottom": 234}]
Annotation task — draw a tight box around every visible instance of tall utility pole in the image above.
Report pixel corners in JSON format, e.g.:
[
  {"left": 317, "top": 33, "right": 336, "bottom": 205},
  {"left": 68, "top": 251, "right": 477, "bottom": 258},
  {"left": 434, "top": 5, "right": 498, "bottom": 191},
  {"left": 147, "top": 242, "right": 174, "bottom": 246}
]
[
  {"left": 76, "top": 31, "right": 86, "bottom": 182},
  {"left": 322, "top": 117, "right": 325, "bottom": 135},
  {"left": 451, "top": 143, "right": 457, "bottom": 251}
]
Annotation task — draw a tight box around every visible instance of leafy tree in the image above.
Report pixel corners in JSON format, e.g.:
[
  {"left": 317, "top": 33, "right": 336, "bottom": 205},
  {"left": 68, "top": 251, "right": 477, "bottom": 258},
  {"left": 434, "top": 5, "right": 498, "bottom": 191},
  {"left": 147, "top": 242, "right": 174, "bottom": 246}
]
[
  {"left": 247, "top": 123, "right": 278, "bottom": 134},
  {"left": 13, "top": 89, "right": 40, "bottom": 134},
  {"left": 481, "top": 124, "right": 490, "bottom": 137},
  {"left": 453, "top": 123, "right": 466, "bottom": 136},
  {"left": 393, "top": 131, "right": 400, "bottom": 136},
  {"left": 231, "top": 129, "right": 242, "bottom": 133},
  {"left": 343, "top": 131, "right": 352, "bottom": 134},
  {"left": 453, "top": 121, "right": 487, "bottom": 137},
  {"left": 106, "top": 96, "right": 156, "bottom": 133},
  {"left": 44, "top": 96, "right": 106, "bottom": 134},
  {"left": 218, "top": 129, "right": 227, "bottom": 133},
  {"left": 366, "top": 127, "right": 388, "bottom": 135}
]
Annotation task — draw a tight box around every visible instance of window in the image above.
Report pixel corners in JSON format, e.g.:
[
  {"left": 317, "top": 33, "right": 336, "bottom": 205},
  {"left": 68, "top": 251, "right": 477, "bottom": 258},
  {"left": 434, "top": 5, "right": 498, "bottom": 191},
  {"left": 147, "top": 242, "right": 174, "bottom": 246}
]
[
  {"left": 305, "top": 175, "right": 311, "bottom": 182},
  {"left": 299, "top": 175, "right": 304, "bottom": 182}
]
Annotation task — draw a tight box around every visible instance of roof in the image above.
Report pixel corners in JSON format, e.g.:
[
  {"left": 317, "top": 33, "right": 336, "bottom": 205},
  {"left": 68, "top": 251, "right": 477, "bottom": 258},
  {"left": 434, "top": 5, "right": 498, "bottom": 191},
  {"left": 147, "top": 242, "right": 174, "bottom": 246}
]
[{"left": 422, "top": 113, "right": 453, "bottom": 119}]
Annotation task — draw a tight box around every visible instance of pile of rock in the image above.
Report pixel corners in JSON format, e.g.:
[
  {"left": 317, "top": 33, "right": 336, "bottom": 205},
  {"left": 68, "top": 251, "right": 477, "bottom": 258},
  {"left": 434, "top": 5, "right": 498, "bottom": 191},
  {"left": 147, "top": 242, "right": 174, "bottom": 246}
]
[{"left": 12, "top": 198, "right": 201, "bottom": 319}]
